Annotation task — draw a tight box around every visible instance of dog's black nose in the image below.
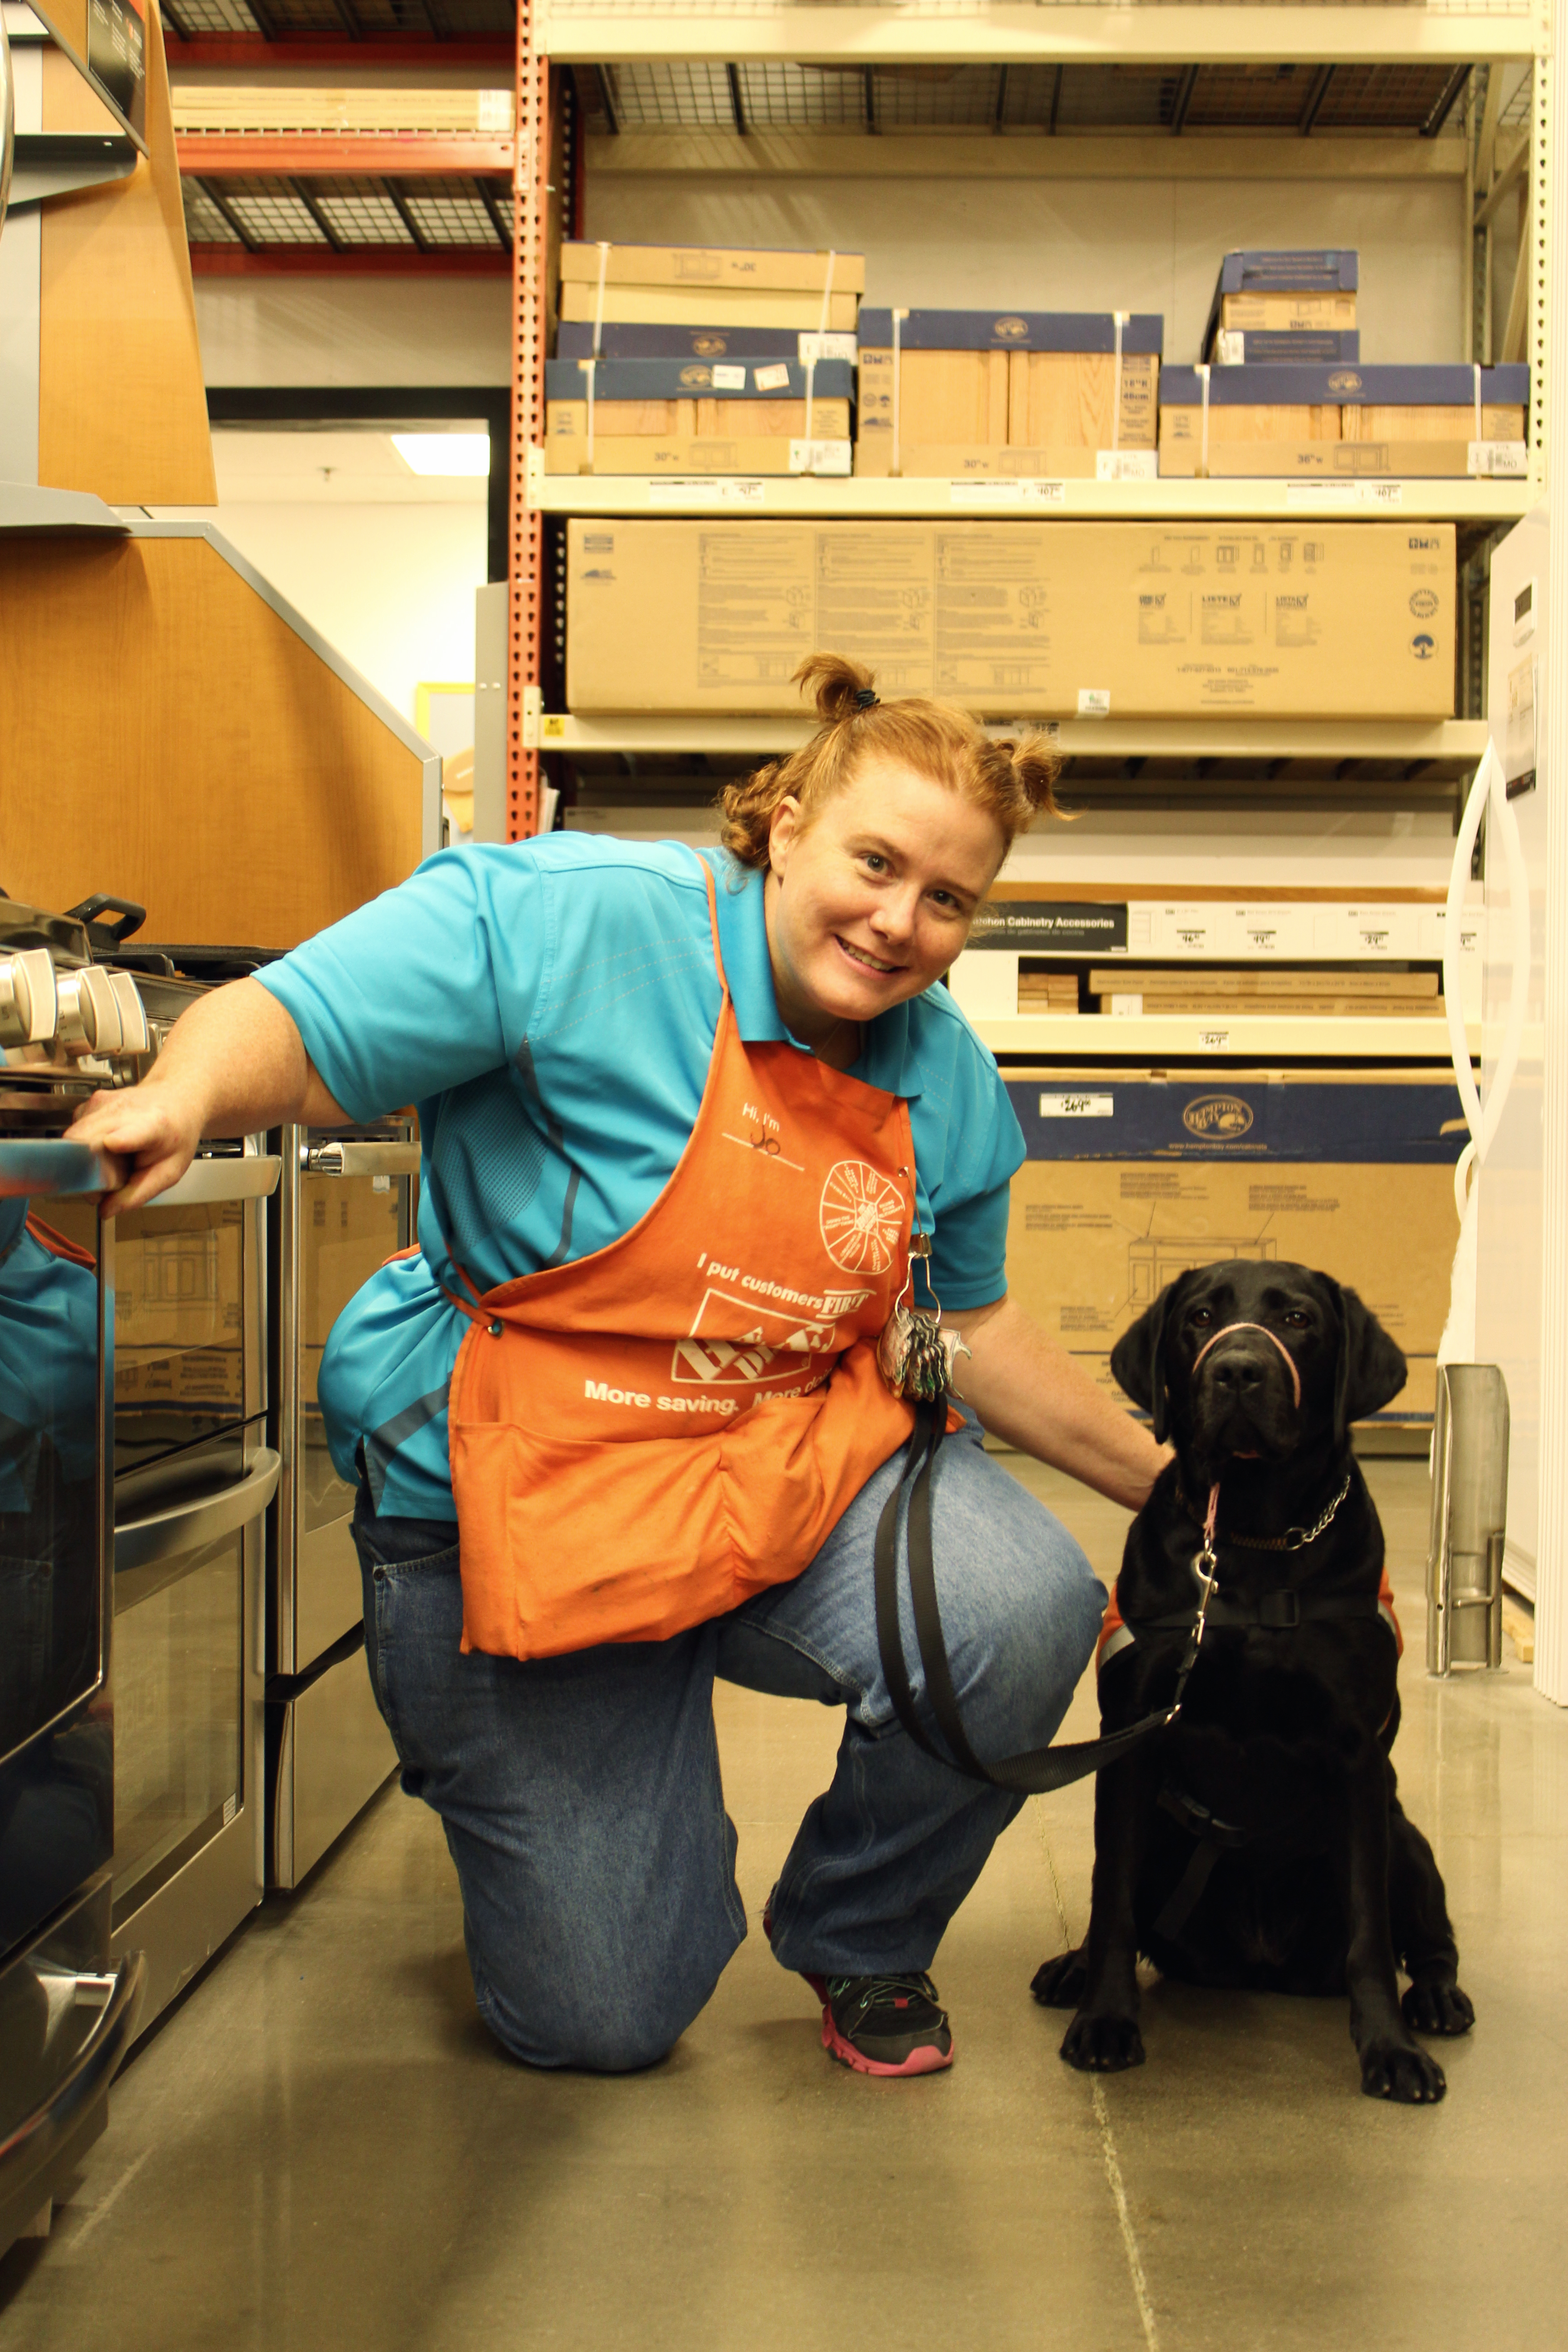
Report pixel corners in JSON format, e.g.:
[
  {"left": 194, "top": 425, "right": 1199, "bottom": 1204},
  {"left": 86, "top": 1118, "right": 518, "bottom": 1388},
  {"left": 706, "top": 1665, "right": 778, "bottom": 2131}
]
[{"left": 1210, "top": 1355, "right": 1266, "bottom": 1396}]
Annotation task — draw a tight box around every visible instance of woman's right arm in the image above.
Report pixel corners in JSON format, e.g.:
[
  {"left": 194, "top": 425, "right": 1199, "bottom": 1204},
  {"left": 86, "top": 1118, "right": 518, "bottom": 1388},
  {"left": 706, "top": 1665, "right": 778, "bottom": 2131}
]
[{"left": 69, "top": 977, "right": 350, "bottom": 1215}]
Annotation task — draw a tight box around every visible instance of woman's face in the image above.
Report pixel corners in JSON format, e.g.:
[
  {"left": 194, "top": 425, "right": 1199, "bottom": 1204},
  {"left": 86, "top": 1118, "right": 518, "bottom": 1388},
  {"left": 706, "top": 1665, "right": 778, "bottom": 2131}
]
[{"left": 764, "top": 754, "right": 1006, "bottom": 1042}]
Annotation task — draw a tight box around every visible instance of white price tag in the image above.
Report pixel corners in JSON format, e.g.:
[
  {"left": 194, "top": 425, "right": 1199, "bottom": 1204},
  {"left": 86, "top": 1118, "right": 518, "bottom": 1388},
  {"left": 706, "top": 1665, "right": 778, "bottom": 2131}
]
[
  {"left": 788, "top": 439, "right": 852, "bottom": 475},
  {"left": 1215, "top": 330, "right": 1244, "bottom": 366},
  {"left": 948, "top": 479, "right": 1066, "bottom": 507},
  {"left": 1038, "top": 1093, "right": 1115, "bottom": 1119},
  {"left": 647, "top": 478, "right": 766, "bottom": 507},
  {"left": 1287, "top": 480, "right": 1403, "bottom": 510},
  {"left": 1469, "top": 441, "right": 1528, "bottom": 477},
  {"left": 754, "top": 363, "right": 791, "bottom": 392},
  {"left": 1107, "top": 994, "right": 1143, "bottom": 1017},
  {"left": 1199, "top": 1030, "right": 1232, "bottom": 1050},
  {"left": 798, "top": 333, "right": 858, "bottom": 365},
  {"left": 1077, "top": 688, "right": 1111, "bottom": 718},
  {"left": 710, "top": 363, "right": 746, "bottom": 391},
  {"left": 1095, "top": 451, "right": 1158, "bottom": 481}
]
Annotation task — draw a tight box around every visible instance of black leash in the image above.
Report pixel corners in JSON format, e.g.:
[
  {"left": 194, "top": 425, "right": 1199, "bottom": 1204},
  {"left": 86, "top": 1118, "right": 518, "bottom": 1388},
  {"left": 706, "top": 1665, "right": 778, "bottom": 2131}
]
[
  {"left": 872, "top": 1402, "right": 1212, "bottom": 1795},
  {"left": 872, "top": 1404, "right": 1382, "bottom": 1798}
]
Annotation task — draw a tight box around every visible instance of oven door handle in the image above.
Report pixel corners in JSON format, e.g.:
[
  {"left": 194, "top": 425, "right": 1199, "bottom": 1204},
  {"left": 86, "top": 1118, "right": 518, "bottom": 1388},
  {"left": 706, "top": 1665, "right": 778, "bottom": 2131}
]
[
  {"left": 152, "top": 1155, "right": 281, "bottom": 1205},
  {"left": 0, "top": 1952, "right": 147, "bottom": 2209},
  {"left": 114, "top": 1447, "right": 281, "bottom": 1574},
  {"left": 302, "top": 1142, "right": 420, "bottom": 1178}
]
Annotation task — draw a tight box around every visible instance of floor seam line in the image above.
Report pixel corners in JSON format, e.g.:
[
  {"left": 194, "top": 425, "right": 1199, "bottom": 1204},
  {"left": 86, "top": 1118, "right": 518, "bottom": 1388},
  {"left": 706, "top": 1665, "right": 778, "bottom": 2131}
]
[{"left": 1033, "top": 1796, "right": 1161, "bottom": 2352}]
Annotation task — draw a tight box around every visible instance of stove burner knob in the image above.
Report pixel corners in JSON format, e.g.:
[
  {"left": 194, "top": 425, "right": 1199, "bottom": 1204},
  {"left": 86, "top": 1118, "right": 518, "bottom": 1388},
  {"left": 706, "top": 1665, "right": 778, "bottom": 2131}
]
[
  {"left": 106, "top": 970, "right": 152, "bottom": 1056},
  {"left": 0, "top": 948, "right": 59, "bottom": 1047},
  {"left": 55, "top": 965, "right": 125, "bottom": 1056}
]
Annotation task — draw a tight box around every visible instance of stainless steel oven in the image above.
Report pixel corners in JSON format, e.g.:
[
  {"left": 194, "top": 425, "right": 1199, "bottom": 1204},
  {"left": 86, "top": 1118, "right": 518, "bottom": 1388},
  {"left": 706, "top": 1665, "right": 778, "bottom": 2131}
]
[
  {"left": 267, "top": 1122, "right": 416, "bottom": 1886},
  {"left": 98, "top": 1144, "right": 279, "bottom": 2023},
  {"left": 0, "top": 901, "right": 146, "bottom": 2254}
]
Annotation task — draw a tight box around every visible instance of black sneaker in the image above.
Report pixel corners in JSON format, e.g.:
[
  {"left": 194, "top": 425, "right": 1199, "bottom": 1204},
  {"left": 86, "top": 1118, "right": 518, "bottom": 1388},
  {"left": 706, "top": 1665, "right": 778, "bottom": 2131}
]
[{"left": 821, "top": 1974, "right": 954, "bottom": 2077}]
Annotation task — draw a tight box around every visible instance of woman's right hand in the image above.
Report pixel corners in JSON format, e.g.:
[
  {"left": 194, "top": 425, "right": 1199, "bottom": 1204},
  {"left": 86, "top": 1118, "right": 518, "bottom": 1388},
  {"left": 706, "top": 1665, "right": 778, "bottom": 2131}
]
[{"left": 69, "top": 1081, "right": 205, "bottom": 1217}]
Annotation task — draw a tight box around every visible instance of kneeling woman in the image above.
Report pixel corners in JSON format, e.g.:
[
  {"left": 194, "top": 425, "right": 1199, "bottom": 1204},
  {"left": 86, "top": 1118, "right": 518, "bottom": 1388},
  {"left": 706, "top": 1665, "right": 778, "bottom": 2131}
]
[{"left": 74, "top": 656, "right": 1166, "bottom": 2078}]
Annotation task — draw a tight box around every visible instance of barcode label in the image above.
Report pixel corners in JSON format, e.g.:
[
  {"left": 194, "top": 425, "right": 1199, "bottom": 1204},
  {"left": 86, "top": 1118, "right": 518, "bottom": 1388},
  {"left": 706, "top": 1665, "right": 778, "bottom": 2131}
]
[
  {"left": 710, "top": 363, "right": 746, "bottom": 391},
  {"left": 754, "top": 363, "right": 791, "bottom": 392},
  {"left": 789, "top": 439, "right": 851, "bottom": 475},
  {"left": 1469, "top": 440, "right": 1528, "bottom": 477}
]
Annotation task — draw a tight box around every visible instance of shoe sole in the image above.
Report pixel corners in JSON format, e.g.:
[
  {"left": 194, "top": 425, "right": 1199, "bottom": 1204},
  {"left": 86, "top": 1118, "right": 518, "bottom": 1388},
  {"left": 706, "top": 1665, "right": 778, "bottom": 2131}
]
[{"left": 820, "top": 2011, "right": 954, "bottom": 2077}]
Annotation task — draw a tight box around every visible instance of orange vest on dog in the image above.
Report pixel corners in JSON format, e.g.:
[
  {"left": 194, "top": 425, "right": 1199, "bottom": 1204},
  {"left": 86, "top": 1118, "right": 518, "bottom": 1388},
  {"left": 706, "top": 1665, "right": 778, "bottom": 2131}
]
[{"left": 444, "top": 865, "right": 924, "bottom": 1662}]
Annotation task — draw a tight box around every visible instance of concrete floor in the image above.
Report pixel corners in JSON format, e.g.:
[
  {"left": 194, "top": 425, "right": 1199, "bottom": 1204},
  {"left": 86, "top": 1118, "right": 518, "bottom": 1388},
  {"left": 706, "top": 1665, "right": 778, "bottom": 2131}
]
[{"left": 4, "top": 1459, "right": 1565, "bottom": 2351}]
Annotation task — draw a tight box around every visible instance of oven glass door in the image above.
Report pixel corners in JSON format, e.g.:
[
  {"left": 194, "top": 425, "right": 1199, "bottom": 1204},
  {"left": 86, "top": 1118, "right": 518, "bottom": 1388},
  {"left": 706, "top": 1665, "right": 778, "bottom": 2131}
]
[
  {"left": 0, "top": 1189, "right": 111, "bottom": 1953},
  {"left": 301, "top": 1145, "right": 410, "bottom": 1544}
]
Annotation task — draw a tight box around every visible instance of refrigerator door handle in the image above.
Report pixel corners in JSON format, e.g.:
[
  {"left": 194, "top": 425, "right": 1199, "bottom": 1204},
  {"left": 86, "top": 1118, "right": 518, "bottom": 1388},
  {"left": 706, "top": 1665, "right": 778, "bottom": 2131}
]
[
  {"left": 301, "top": 1141, "right": 420, "bottom": 1178},
  {"left": 115, "top": 1448, "right": 282, "bottom": 1574},
  {"left": 0, "top": 1952, "right": 146, "bottom": 2211},
  {"left": 1444, "top": 741, "right": 1533, "bottom": 1217}
]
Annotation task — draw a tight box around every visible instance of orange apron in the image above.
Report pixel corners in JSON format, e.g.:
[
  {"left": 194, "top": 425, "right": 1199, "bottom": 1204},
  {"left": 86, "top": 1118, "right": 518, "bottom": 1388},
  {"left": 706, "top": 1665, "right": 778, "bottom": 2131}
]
[{"left": 445, "top": 864, "right": 926, "bottom": 1661}]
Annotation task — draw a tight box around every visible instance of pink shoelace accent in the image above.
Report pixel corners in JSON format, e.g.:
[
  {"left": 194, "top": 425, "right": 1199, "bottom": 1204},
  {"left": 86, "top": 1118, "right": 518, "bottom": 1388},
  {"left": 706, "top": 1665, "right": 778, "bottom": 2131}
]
[{"left": 1190, "top": 1321, "right": 1302, "bottom": 1411}]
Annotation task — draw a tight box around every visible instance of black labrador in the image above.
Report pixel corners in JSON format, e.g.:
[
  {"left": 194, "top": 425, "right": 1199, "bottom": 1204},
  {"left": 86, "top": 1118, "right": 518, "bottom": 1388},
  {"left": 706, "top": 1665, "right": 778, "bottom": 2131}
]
[{"left": 1032, "top": 1259, "right": 1474, "bottom": 2103}]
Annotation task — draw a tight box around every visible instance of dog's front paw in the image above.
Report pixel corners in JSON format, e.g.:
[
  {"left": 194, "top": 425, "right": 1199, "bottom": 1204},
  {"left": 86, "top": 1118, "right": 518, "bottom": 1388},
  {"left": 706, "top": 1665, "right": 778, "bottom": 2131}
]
[
  {"left": 1359, "top": 2034, "right": 1447, "bottom": 2103},
  {"left": 1031, "top": 1950, "right": 1088, "bottom": 2009},
  {"left": 1402, "top": 1978, "right": 1475, "bottom": 2038},
  {"left": 1061, "top": 2012, "right": 1145, "bottom": 2073}
]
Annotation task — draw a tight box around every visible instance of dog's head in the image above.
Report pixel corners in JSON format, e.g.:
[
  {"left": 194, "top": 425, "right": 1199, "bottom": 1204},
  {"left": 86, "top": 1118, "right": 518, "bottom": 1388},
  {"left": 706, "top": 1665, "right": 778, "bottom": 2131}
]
[{"left": 1109, "top": 1259, "right": 1406, "bottom": 1474}]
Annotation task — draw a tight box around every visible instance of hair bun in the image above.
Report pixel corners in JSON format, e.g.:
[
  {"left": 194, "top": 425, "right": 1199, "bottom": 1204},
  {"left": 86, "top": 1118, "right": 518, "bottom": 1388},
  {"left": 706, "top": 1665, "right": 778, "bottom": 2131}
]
[{"left": 793, "top": 652, "right": 877, "bottom": 726}]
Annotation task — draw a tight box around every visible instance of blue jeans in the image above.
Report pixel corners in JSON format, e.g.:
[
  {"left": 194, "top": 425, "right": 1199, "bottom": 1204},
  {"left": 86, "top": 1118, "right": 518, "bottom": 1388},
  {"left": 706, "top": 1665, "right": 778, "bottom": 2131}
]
[{"left": 351, "top": 1407, "right": 1103, "bottom": 2073}]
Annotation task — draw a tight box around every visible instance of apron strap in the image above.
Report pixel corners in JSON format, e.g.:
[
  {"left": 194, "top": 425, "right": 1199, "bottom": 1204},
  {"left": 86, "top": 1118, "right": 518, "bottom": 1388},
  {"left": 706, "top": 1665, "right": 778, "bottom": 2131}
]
[{"left": 874, "top": 1401, "right": 1178, "bottom": 1795}]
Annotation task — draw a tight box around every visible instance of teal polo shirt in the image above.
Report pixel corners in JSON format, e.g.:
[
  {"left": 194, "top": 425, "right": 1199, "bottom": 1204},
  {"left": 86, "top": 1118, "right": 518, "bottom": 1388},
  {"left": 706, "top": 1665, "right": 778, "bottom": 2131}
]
[{"left": 256, "top": 838, "right": 1026, "bottom": 1521}]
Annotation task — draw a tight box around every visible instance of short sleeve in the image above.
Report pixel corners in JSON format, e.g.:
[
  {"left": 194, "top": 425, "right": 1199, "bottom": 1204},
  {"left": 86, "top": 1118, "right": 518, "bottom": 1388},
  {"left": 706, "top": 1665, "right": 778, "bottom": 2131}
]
[
  {"left": 925, "top": 1044, "right": 1026, "bottom": 1311},
  {"left": 255, "top": 846, "right": 544, "bottom": 1123}
]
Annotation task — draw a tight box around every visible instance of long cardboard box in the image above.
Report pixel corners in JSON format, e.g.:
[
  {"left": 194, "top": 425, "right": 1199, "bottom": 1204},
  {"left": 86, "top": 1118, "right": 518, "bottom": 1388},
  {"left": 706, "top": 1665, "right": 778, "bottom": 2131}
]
[
  {"left": 1216, "top": 293, "right": 1358, "bottom": 338},
  {"left": 545, "top": 428, "right": 852, "bottom": 476},
  {"left": 565, "top": 519, "right": 1455, "bottom": 719},
  {"left": 557, "top": 323, "right": 858, "bottom": 364},
  {"left": 1215, "top": 329, "right": 1360, "bottom": 366},
  {"left": 560, "top": 284, "right": 860, "bottom": 332},
  {"left": 1160, "top": 361, "right": 1529, "bottom": 478},
  {"left": 560, "top": 241, "right": 865, "bottom": 295},
  {"left": 1003, "top": 1067, "right": 1461, "bottom": 1426},
  {"left": 858, "top": 313, "right": 1161, "bottom": 455},
  {"left": 1086, "top": 967, "right": 1439, "bottom": 998}
]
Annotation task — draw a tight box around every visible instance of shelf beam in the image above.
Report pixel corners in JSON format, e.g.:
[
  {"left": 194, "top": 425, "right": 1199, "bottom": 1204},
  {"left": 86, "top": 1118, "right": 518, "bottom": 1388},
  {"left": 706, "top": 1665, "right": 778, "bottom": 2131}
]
[
  {"left": 176, "top": 132, "right": 514, "bottom": 173},
  {"left": 539, "top": 7, "right": 1535, "bottom": 68},
  {"left": 970, "top": 1013, "right": 1476, "bottom": 1058},
  {"left": 530, "top": 466, "right": 1528, "bottom": 524},
  {"left": 543, "top": 714, "right": 1489, "bottom": 760},
  {"left": 579, "top": 128, "right": 1470, "bottom": 183}
]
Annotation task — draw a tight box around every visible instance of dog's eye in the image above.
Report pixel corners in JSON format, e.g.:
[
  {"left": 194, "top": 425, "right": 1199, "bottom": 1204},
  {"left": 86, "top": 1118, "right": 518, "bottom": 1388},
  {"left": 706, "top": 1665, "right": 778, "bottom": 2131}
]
[
  {"left": 1283, "top": 1310, "right": 1310, "bottom": 1329},
  {"left": 1190, "top": 1308, "right": 1214, "bottom": 1329}
]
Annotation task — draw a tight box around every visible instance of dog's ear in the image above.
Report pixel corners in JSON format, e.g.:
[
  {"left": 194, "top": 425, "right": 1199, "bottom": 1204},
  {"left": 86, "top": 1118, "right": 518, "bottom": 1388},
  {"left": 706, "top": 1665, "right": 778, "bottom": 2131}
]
[
  {"left": 1327, "top": 1280, "right": 1407, "bottom": 1444},
  {"left": 1111, "top": 1275, "right": 1189, "bottom": 1444}
]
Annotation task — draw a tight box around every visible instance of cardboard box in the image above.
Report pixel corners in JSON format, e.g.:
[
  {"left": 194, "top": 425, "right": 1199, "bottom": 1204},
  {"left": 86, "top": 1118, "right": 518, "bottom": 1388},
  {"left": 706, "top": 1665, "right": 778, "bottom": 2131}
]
[
  {"left": 1160, "top": 361, "right": 1529, "bottom": 478},
  {"left": 1002, "top": 1068, "right": 1462, "bottom": 1425},
  {"left": 1215, "top": 330, "right": 1360, "bottom": 366},
  {"left": 853, "top": 441, "right": 1147, "bottom": 481},
  {"left": 1217, "top": 295, "right": 1359, "bottom": 341},
  {"left": 1203, "top": 251, "right": 1357, "bottom": 358},
  {"left": 858, "top": 309, "right": 1163, "bottom": 355},
  {"left": 546, "top": 357, "right": 854, "bottom": 405},
  {"left": 1086, "top": 968, "right": 1438, "bottom": 999},
  {"left": 565, "top": 519, "right": 1456, "bottom": 719},
  {"left": 557, "top": 323, "right": 857, "bottom": 364},
  {"left": 859, "top": 348, "right": 1011, "bottom": 444},
  {"left": 559, "top": 284, "right": 859, "bottom": 333},
  {"left": 545, "top": 428, "right": 852, "bottom": 477},
  {"left": 560, "top": 242, "right": 865, "bottom": 295}
]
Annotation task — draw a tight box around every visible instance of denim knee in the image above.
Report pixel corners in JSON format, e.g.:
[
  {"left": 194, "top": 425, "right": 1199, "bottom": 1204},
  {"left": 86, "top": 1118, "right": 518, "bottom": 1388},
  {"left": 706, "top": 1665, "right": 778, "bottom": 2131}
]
[
  {"left": 466, "top": 1924, "right": 715, "bottom": 2074},
  {"left": 960, "top": 1523, "right": 1106, "bottom": 1753}
]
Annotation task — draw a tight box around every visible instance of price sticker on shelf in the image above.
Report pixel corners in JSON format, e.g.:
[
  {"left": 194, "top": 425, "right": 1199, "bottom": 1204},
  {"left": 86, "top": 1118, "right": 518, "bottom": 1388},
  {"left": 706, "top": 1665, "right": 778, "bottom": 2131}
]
[
  {"left": 647, "top": 478, "right": 767, "bottom": 507},
  {"left": 949, "top": 479, "right": 1067, "bottom": 507},
  {"left": 1286, "top": 481, "right": 1404, "bottom": 510}
]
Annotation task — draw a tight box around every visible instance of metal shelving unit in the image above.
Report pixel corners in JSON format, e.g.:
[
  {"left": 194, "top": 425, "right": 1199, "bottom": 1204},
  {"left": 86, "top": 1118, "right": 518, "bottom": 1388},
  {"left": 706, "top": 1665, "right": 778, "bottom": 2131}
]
[{"left": 505, "top": 0, "right": 1553, "bottom": 843}]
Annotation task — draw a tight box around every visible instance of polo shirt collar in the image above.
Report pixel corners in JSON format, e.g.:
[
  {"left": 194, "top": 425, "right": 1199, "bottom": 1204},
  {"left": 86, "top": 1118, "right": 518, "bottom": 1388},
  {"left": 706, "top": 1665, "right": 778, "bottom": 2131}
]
[{"left": 706, "top": 852, "right": 926, "bottom": 1102}]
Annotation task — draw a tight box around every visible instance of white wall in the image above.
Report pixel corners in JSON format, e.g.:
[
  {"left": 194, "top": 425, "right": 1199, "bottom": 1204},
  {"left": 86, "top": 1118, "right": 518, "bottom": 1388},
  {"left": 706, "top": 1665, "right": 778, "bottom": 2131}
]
[
  {"left": 585, "top": 170, "right": 1465, "bottom": 366},
  {"left": 191, "top": 502, "right": 485, "bottom": 725},
  {"left": 194, "top": 278, "right": 512, "bottom": 387}
]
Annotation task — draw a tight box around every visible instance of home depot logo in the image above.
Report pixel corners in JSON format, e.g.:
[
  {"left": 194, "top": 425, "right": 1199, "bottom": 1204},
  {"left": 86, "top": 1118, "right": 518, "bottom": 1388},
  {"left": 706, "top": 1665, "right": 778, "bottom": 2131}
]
[{"left": 1182, "top": 1094, "right": 1255, "bottom": 1140}]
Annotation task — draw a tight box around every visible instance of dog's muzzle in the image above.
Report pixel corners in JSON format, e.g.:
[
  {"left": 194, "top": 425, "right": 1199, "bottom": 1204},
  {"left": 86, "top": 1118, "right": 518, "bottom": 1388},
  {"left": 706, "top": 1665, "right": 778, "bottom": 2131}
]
[{"left": 1191, "top": 1321, "right": 1302, "bottom": 1452}]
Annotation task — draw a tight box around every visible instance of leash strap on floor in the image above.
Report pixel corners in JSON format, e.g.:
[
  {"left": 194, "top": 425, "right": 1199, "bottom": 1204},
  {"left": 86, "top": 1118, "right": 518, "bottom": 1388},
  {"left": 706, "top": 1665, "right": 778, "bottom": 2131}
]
[{"left": 872, "top": 1404, "right": 1182, "bottom": 1795}]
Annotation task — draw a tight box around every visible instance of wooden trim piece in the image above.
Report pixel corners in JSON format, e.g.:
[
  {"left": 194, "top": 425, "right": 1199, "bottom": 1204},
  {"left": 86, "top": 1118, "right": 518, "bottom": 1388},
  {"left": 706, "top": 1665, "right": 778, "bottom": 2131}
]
[
  {"left": 0, "top": 536, "right": 424, "bottom": 948},
  {"left": 176, "top": 134, "right": 514, "bottom": 175},
  {"left": 189, "top": 244, "right": 510, "bottom": 275},
  {"left": 39, "top": 0, "right": 216, "bottom": 504}
]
